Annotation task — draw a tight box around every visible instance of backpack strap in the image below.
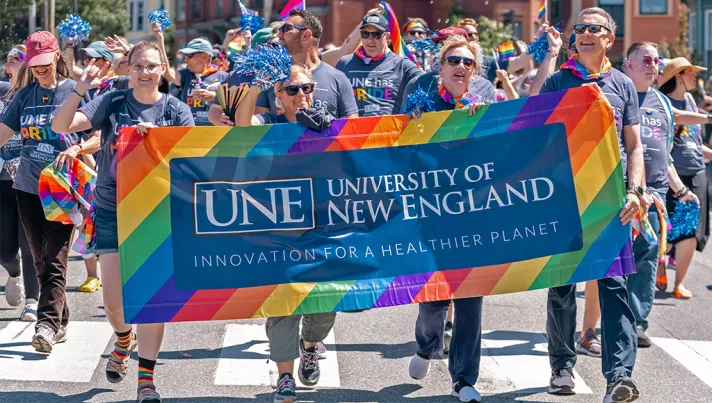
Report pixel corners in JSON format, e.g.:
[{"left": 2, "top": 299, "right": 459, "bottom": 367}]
[
  {"left": 160, "top": 95, "right": 181, "bottom": 126},
  {"left": 652, "top": 88, "right": 675, "bottom": 163},
  {"left": 104, "top": 89, "right": 131, "bottom": 146}
]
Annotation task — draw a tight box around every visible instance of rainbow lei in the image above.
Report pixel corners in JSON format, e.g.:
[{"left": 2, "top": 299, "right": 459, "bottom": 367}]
[
  {"left": 560, "top": 54, "right": 612, "bottom": 80},
  {"left": 438, "top": 84, "right": 479, "bottom": 109}
]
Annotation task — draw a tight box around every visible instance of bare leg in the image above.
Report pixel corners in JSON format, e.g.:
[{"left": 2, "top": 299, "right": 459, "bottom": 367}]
[
  {"left": 673, "top": 238, "right": 696, "bottom": 291},
  {"left": 100, "top": 253, "right": 131, "bottom": 333},
  {"left": 84, "top": 255, "right": 98, "bottom": 278},
  {"left": 137, "top": 323, "right": 165, "bottom": 361},
  {"left": 277, "top": 361, "right": 295, "bottom": 376}
]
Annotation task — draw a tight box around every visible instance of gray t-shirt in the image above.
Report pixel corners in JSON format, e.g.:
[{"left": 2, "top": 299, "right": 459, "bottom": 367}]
[
  {"left": 256, "top": 62, "right": 358, "bottom": 119},
  {"left": 540, "top": 68, "right": 640, "bottom": 176},
  {"left": 403, "top": 72, "right": 497, "bottom": 106},
  {"left": 2, "top": 79, "right": 89, "bottom": 194},
  {"left": 178, "top": 68, "right": 229, "bottom": 126},
  {"left": 79, "top": 90, "right": 194, "bottom": 211},
  {"left": 638, "top": 90, "right": 673, "bottom": 193},
  {"left": 335, "top": 52, "right": 423, "bottom": 116},
  {"left": 668, "top": 93, "right": 706, "bottom": 176}
]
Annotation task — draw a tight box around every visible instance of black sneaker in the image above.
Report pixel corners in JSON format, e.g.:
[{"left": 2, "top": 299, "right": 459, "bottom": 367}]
[
  {"left": 637, "top": 326, "right": 651, "bottom": 348},
  {"left": 298, "top": 339, "right": 320, "bottom": 386},
  {"left": 548, "top": 368, "right": 576, "bottom": 395},
  {"left": 273, "top": 373, "right": 297, "bottom": 403},
  {"left": 603, "top": 376, "right": 640, "bottom": 402}
]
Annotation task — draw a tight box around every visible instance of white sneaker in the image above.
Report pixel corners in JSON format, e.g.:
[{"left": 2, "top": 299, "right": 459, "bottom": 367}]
[
  {"left": 5, "top": 275, "right": 24, "bottom": 307},
  {"left": 21, "top": 302, "right": 38, "bottom": 322},
  {"left": 408, "top": 354, "right": 431, "bottom": 380},
  {"left": 452, "top": 381, "right": 482, "bottom": 402}
]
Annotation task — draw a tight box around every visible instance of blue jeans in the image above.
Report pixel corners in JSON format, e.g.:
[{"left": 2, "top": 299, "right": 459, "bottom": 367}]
[
  {"left": 95, "top": 206, "right": 118, "bottom": 254},
  {"left": 415, "top": 297, "right": 483, "bottom": 385},
  {"left": 547, "top": 276, "right": 637, "bottom": 384},
  {"left": 628, "top": 196, "right": 664, "bottom": 331}
]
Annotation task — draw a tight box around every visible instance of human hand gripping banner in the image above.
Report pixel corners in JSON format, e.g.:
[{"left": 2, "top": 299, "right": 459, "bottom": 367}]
[{"left": 117, "top": 84, "right": 634, "bottom": 324}]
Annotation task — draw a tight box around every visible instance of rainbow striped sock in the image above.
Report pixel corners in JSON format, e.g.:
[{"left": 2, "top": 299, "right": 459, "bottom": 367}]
[
  {"left": 138, "top": 358, "right": 156, "bottom": 392},
  {"left": 111, "top": 329, "right": 133, "bottom": 361}
]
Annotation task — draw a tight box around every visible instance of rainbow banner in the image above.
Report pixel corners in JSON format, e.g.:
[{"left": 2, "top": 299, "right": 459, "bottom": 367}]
[{"left": 117, "top": 84, "right": 634, "bottom": 324}]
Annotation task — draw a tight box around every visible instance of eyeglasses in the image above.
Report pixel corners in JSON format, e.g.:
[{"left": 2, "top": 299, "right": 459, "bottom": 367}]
[
  {"left": 444, "top": 56, "right": 475, "bottom": 70},
  {"left": 361, "top": 31, "right": 385, "bottom": 40},
  {"left": 131, "top": 63, "right": 161, "bottom": 73},
  {"left": 280, "top": 83, "right": 315, "bottom": 96},
  {"left": 279, "top": 23, "right": 308, "bottom": 34},
  {"left": 408, "top": 30, "right": 425, "bottom": 36},
  {"left": 635, "top": 56, "right": 660, "bottom": 67},
  {"left": 573, "top": 24, "right": 612, "bottom": 35}
]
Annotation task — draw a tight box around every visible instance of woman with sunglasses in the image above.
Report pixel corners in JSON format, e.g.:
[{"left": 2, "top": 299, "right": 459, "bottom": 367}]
[
  {"left": 656, "top": 57, "right": 712, "bottom": 300},
  {"left": 0, "top": 44, "right": 40, "bottom": 322},
  {"left": 403, "top": 18, "right": 429, "bottom": 43},
  {"left": 0, "top": 31, "right": 92, "bottom": 353},
  {"left": 52, "top": 40, "right": 194, "bottom": 403},
  {"left": 405, "top": 35, "right": 485, "bottom": 403}
]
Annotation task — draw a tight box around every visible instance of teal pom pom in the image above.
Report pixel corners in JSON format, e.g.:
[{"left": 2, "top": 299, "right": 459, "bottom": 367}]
[
  {"left": 668, "top": 200, "right": 700, "bottom": 241},
  {"left": 59, "top": 14, "right": 91, "bottom": 43},
  {"left": 401, "top": 86, "right": 435, "bottom": 118},
  {"left": 232, "top": 45, "right": 292, "bottom": 90},
  {"left": 148, "top": 8, "right": 171, "bottom": 30}
]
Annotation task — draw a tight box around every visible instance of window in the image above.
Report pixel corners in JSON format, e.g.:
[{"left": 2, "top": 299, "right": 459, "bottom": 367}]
[
  {"left": 137, "top": 1, "right": 144, "bottom": 31},
  {"left": 706, "top": 10, "right": 712, "bottom": 70},
  {"left": 216, "top": 0, "right": 224, "bottom": 17},
  {"left": 128, "top": 0, "right": 146, "bottom": 32},
  {"left": 191, "top": 0, "right": 202, "bottom": 21},
  {"left": 177, "top": 0, "right": 185, "bottom": 22},
  {"left": 550, "top": 0, "right": 561, "bottom": 21},
  {"left": 598, "top": 0, "right": 624, "bottom": 36},
  {"left": 640, "top": 0, "right": 667, "bottom": 15}
]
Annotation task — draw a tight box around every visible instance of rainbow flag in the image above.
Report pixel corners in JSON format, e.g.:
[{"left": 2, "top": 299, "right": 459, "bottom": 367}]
[
  {"left": 280, "top": 0, "right": 305, "bottom": 20},
  {"left": 379, "top": 1, "right": 419, "bottom": 66},
  {"left": 497, "top": 41, "right": 515, "bottom": 61},
  {"left": 538, "top": 0, "right": 547, "bottom": 20}
]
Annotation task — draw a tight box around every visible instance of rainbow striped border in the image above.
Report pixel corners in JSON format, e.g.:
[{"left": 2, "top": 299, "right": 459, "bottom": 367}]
[{"left": 117, "top": 84, "right": 633, "bottom": 323}]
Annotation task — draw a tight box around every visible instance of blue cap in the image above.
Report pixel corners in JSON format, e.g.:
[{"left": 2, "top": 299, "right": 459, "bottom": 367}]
[
  {"left": 80, "top": 41, "right": 114, "bottom": 62},
  {"left": 360, "top": 13, "right": 388, "bottom": 32},
  {"left": 178, "top": 38, "right": 213, "bottom": 56}
]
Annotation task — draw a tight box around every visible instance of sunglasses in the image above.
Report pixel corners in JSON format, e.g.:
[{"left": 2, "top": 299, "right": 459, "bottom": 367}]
[
  {"left": 635, "top": 56, "right": 660, "bottom": 67},
  {"left": 280, "top": 83, "right": 315, "bottom": 96},
  {"left": 279, "top": 23, "right": 308, "bottom": 34},
  {"left": 360, "top": 31, "right": 385, "bottom": 40},
  {"left": 444, "top": 56, "right": 475, "bottom": 69},
  {"left": 573, "top": 24, "right": 612, "bottom": 35},
  {"left": 408, "top": 30, "right": 425, "bottom": 36},
  {"left": 466, "top": 31, "right": 478, "bottom": 39}
]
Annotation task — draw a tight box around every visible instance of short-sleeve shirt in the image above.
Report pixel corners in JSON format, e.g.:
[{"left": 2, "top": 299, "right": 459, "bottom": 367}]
[
  {"left": 79, "top": 90, "right": 194, "bottom": 210},
  {"left": 335, "top": 52, "right": 423, "bottom": 116},
  {"left": 91, "top": 75, "right": 130, "bottom": 99},
  {"left": 1, "top": 79, "right": 90, "bottom": 194},
  {"left": 540, "top": 68, "right": 640, "bottom": 175},
  {"left": 256, "top": 62, "right": 358, "bottom": 119},
  {"left": 668, "top": 92, "right": 706, "bottom": 176},
  {"left": 638, "top": 90, "right": 673, "bottom": 193},
  {"left": 404, "top": 72, "right": 497, "bottom": 106},
  {"left": 178, "top": 68, "right": 229, "bottom": 126},
  {"left": 0, "top": 81, "right": 21, "bottom": 180}
]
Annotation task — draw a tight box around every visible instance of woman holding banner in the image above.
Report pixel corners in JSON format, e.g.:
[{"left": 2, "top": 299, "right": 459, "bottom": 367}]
[
  {"left": 52, "top": 40, "right": 194, "bottom": 403},
  {"left": 402, "top": 35, "right": 485, "bottom": 403}
]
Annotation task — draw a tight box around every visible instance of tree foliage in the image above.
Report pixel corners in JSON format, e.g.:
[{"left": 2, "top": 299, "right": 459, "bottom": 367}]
[{"left": 475, "top": 16, "right": 514, "bottom": 56}]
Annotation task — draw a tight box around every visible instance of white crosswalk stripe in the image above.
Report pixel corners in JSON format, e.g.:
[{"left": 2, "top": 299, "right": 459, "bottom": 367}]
[{"left": 651, "top": 337, "right": 712, "bottom": 390}]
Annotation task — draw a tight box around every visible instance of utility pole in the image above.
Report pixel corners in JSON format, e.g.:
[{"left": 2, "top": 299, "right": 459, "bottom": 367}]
[
  {"left": 49, "top": 0, "right": 56, "bottom": 35},
  {"left": 29, "top": 1, "right": 37, "bottom": 33},
  {"left": 42, "top": 0, "right": 48, "bottom": 31}
]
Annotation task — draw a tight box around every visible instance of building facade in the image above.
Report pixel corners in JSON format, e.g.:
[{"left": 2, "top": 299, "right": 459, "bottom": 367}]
[{"left": 126, "top": 0, "right": 175, "bottom": 43}]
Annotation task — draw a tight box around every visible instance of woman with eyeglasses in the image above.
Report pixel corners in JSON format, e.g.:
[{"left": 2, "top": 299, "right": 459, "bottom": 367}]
[
  {"left": 52, "top": 40, "right": 193, "bottom": 403},
  {"left": 656, "top": 57, "right": 712, "bottom": 301},
  {"left": 0, "top": 31, "right": 92, "bottom": 354},
  {"left": 404, "top": 35, "right": 485, "bottom": 403},
  {"left": 0, "top": 43, "right": 40, "bottom": 322}
]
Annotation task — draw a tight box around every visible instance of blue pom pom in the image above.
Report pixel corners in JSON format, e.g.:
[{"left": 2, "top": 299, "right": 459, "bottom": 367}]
[
  {"left": 232, "top": 44, "right": 292, "bottom": 90},
  {"left": 401, "top": 86, "right": 436, "bottom": 118},
  {"left": 409, "top": 39, "right": 439, "bottom": 72},
  {"left": 528, "top": 25, "right": 563, "bottom": 63},
  {"left": 240, "top": 14, "right": 264, "bottom": 33},
  {"left": 668, "top": 200, "right": 700, "bottom": 241},
  {"left": 148, "top": 8, "right": 171, "bottom": 30},
  {"left": 58, "top": 14, "right": 91, "bottom": 43}
]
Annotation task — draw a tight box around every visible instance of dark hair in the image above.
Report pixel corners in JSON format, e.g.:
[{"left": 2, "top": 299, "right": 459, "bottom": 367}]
[
  {"left": 289, "top": 9, "right": 322, "bottom": 41},
  {"left": 127, "top": 40, "right": 162, "bottom": 64},
  {"left": 626, "top": 41, "right": 657, "bottom": 58},
  {"left": 658, "top": 76, "right": 677, "bottom": 94}
]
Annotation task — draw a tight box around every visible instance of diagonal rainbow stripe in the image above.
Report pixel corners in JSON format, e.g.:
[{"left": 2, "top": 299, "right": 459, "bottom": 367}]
[{"left": 117, "top": 84, "right": 633, "bottom": 323}]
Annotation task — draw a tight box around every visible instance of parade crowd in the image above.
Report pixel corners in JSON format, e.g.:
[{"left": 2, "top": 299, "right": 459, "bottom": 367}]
[{"left": 1, "top": 4, "right": 712, "bottom": 403}]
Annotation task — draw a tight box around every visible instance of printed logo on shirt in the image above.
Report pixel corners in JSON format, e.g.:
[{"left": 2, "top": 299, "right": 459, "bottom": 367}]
[
  {"left": 349, "top": 77, "right": 395, "bottom": 102},
  {"left": 36, "top": 143, "right": 54, "bottom": 154},
  {"left": 19, "top": 113, "right": 68, "bottom": 142},
  {"left": 640, "top": 112, "right": 665, "bottom": 141}
]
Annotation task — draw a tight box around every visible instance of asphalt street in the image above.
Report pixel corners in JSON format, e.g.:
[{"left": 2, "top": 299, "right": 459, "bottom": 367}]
[{"left": 0, "top": 249, "right": 710, "bottom": 402}]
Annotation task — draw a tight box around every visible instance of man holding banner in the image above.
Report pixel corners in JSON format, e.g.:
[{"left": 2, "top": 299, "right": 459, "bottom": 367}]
[{"left": 536, "top": 8, "right": 643, "bottom": 403}]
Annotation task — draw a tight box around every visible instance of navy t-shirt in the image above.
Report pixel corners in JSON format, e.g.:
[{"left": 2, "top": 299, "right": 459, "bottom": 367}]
[
  {"left": 0, "top": 81, "right": 20, "bottom": 180},
  {"left": 178, "top": 68, "right": 229, "bottom": 126},
  {"left": 668, "top": 92, "right": 706, "bottom": 176}
]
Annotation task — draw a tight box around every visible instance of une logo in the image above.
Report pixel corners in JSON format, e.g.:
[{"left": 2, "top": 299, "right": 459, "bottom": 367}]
[{"left": 194, "top": 178, "right": 315, "bottom": 235}]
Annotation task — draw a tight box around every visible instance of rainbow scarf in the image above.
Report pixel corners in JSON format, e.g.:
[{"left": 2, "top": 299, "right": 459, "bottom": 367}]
[
  {"left": 438, "top": 84, "right": 479, "bottom": 109},
  {"left": 379, "top": 1, "right": 419, "bottom": 67},
  {"left": 560, "top": 54, "right": 612, "bottom": 80},
  {"left": 354, "top": 45, "right": 388, "bottom": 64},
  {"left": 194, "top": 65, "right": 220, "bottom": 85}
]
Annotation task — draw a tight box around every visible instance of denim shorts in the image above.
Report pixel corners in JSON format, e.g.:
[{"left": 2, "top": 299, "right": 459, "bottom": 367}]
[{"left": 95, "top": 206, "right": 119, "bottom": 254}]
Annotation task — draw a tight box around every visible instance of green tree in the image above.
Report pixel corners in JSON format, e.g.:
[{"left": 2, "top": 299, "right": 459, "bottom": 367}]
[
  {"left": 475, "top": 16, "right": 514, "bottom": 56},
  {"left": 56, "top": 0, "right": 130, "bottom": 44}
]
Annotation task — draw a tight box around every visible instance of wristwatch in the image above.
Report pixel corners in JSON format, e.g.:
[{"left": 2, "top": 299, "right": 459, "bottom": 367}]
[
  {"left": 77, "top": 143, "right": 83, "bottom": 155},
  {"left": 627, "top": 186, "right": 646, "bottom": 198}
]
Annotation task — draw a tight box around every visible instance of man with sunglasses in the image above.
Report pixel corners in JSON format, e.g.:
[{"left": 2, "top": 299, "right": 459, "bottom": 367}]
[
  {"left": 335, "top": 12, "right": 423, "bottom": 117},
  {"left": 161, "top": 36, "right": 228, "bottom": 126},
  {"left": 535, "top": 8, "right": 643, "bottom": 403},
  {"left": 404, "top": 18, "right": 429, "bottom": 43},
  {"left": 252, "top": 9, "right": 358, "bottom": 121}
]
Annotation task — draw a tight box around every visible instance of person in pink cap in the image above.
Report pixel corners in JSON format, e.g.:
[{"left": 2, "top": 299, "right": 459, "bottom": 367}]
[{"left": 0, "top": 31, "right": 94, "bottom": 354}]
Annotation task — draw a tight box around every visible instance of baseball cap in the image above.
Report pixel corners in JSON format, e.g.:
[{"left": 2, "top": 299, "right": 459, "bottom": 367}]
[
  {"left": 433, "top": 27, "right": 469, "bottom": 44},
  {"left": 251, "top": 27, "right": 277, "bottom": 48},
  {"left": 360, "top": 13, "right": 389, "bottom": 32},
  {"left": 178, "top": 38, "right": 214, "bottom": 56},
  {"left": 25, "top": 31, "right": 59, "bottom": 67},
  {"left": 80, "top": 41, "right": 115, "bottom": 62}
]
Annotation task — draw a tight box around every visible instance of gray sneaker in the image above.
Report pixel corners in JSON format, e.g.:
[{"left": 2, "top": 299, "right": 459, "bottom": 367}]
[
  {"left": 20, "top": 302, "right": 38, "bottom": 322},
  {"left": 273, "top": 373, "right": 297, "bottom": 403},
  {"left": 603, "top": 376, "right": 640, "bottom": 402},
  {"left": 548, "top": 368, "right": 576, "bottom": 395},
  {"left": 55, "top": 325, "right": 68, "bottom": 343},
  {"left": 32, "top": 325, "right": 56, "bottom": 353},
  {"left": 4, "top": 274, "right": 24, "bottom": 307}
]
